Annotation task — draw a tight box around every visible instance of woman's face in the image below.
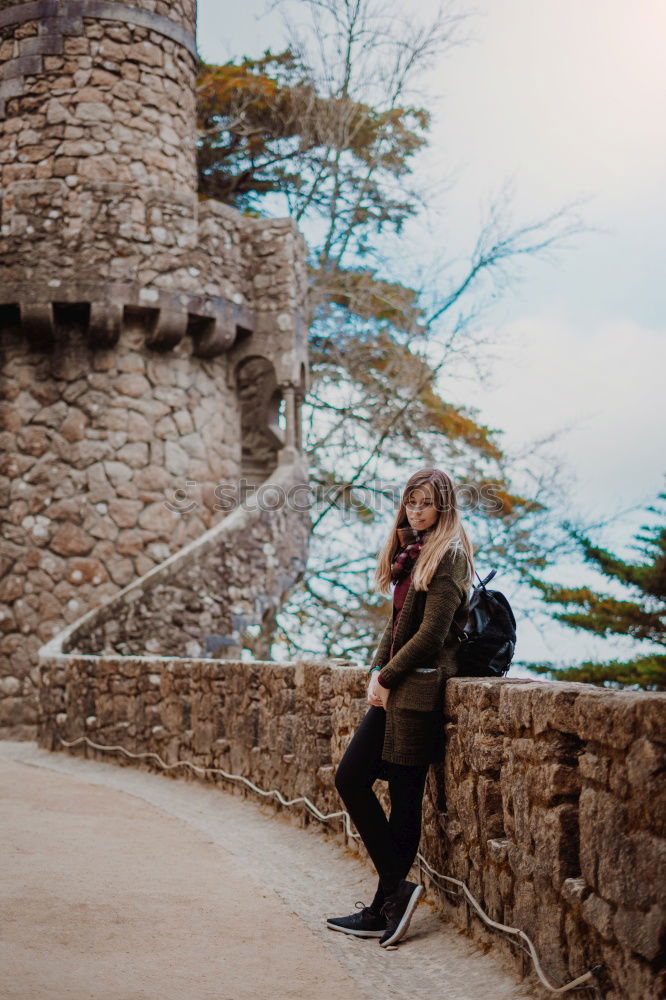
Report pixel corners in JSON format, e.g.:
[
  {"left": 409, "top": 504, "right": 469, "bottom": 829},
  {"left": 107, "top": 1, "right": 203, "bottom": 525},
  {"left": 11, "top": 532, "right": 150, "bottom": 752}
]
[{"left": 405, "top": 482, "right": 439, "bottom": 531}]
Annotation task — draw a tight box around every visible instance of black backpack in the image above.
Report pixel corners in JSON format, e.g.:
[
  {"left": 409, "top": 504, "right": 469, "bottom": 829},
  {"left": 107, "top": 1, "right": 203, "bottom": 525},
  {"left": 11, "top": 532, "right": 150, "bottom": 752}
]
[{"left": 451, "top": 569, "right": 517, "bottom": 677}]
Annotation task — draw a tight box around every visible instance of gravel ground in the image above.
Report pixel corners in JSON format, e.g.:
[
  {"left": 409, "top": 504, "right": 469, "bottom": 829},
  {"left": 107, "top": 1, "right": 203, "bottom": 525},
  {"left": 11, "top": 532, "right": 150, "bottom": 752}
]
[{"left": 0, "top": 740, "right": 535, "bottom": 1000}]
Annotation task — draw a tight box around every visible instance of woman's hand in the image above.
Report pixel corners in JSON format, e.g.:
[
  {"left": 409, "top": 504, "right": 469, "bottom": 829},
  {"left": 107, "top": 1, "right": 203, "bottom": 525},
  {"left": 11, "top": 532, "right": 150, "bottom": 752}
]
[{"left": 367, "top": 671, "right": 390, "bottom": 710}]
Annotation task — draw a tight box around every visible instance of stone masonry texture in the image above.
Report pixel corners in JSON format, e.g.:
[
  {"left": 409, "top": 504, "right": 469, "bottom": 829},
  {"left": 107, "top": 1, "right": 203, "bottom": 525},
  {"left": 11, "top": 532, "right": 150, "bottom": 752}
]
[
  {"left": 1, "top": 322, "right": 242, "bottom": 731},
  {"left": 3, "top": 5, "right": 664, "bottom": 997},
  {"left": 49, "top": 458, "right": 312, "bottom": 662},
  {"left": 37, "top": 660, "right": 665, "bottom": 1000},
  {"left": 0, "top": 0, "right": 310, "bottom": 735}
]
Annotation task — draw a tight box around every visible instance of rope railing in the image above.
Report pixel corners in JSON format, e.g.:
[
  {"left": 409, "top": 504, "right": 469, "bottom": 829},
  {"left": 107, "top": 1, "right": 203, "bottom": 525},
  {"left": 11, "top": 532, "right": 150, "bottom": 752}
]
[{"left": 57, "top": 734, "right": 601, "bottom": 996}]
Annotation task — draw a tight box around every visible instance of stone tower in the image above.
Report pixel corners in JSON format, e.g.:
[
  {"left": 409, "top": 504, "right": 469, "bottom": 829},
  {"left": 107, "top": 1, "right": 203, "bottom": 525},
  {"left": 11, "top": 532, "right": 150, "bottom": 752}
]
[{"left": 0, "top": 0, "right": 310, "bottom": 738}]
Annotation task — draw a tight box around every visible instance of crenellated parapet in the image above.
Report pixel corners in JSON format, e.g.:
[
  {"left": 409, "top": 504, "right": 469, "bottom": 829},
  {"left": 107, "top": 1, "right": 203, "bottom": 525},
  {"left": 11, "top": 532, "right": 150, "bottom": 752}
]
[
  {"left": 1, "top": 185, "right": 308, "bottom": 376},
  {"left": 0, "top": 2, "right": 308, "bottom": 379}
]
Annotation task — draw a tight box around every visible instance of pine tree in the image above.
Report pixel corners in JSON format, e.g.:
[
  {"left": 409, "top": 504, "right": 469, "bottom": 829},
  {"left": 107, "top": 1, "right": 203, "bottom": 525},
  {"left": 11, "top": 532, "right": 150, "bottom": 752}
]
[{"left": 525, "top": 482, "right": 666, "bottom": 690}]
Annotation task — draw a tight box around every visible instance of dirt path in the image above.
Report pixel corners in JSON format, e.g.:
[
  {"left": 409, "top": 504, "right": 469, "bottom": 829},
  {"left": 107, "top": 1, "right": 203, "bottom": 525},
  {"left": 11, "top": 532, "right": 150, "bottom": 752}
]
[{"left": 0, "top": 741, "right": 534, "bottom": 1000}]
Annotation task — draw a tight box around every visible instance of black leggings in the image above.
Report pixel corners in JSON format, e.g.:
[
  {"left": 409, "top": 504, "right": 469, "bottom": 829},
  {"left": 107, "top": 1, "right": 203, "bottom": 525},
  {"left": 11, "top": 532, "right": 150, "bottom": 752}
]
[{"left": 334, "top": 704, "right": 429, "bottom": 912}]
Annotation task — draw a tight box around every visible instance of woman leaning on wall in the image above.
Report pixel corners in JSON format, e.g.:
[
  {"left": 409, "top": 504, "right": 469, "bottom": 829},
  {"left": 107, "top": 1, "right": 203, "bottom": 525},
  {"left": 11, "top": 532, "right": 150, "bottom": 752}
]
[{"left": 326, "top": 467, "right": 474, "bottom": 948}]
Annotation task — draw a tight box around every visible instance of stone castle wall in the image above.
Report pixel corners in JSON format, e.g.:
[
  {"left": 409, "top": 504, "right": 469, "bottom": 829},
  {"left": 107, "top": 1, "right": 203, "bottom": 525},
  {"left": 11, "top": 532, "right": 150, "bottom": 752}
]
[
  {"left": 38, "top": 657, "right": 665, "bottom": 1000},
  {"left": 0, "top": 318, "right": 239, "bottom": 734},
  {"left": 0, "top": 3, "right": 309, "bottom": 362},
  {"left": 0, "top": 1, "right": 198, "bottom": 189},
  {"left": 0, "top": 199, "right": 309, "bottom": 737},
  {"left": 0, "top": 1, "right": 311, "bottom": 736}
]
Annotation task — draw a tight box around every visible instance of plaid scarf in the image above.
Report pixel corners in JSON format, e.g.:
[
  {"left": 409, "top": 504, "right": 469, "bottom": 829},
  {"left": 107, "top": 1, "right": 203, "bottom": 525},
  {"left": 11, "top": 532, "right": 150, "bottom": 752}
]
[{"left": 390, "top": 524, "right": 434, "bottom": 583}]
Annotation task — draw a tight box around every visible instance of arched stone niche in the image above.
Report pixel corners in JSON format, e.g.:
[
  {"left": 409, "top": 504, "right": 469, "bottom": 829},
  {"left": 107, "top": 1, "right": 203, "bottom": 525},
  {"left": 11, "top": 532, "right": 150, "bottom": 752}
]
[{"left": 235, "top": 355, "right": 285, "bottom": 485}]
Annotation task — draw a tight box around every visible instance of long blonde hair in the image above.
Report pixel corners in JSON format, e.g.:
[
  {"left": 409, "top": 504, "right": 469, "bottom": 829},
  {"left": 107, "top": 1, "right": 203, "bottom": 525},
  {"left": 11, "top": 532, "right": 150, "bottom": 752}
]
[{"left": 373, "top": 468, "right": 475, "bottom": 596}]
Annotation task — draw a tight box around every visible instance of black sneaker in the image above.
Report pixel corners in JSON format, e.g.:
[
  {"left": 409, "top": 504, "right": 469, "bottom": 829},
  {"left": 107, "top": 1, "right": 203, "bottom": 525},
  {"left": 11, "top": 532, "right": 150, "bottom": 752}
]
[
  {"left": 326, "top": 900, "right": 388, "bottom": 938},
  {"left": 378, "top": 879, "right": 423, "bottom": 947}
]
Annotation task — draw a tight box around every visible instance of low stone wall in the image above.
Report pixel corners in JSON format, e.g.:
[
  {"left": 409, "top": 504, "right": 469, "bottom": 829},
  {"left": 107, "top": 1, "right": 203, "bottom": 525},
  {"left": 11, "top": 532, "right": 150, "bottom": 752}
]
[
  {"left": 434, "top": 679, "right": 664, "bottom": 1000},
  {"left": 37, "top": 658, "right": 665, "bottom": 1000}
]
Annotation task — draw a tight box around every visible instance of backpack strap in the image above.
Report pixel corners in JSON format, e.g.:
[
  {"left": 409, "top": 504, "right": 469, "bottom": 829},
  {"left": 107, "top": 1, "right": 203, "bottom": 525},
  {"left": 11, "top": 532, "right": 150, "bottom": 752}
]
[{"left": 451, "top": 568, "right": 497, "bottom": 643}]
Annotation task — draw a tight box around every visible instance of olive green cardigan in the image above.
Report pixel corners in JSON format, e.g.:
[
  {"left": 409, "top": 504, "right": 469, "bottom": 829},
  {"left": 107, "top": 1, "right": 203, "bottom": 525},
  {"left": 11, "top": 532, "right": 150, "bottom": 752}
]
[{"left": 367, "top": 544, "right": 470, "bottom": 767}]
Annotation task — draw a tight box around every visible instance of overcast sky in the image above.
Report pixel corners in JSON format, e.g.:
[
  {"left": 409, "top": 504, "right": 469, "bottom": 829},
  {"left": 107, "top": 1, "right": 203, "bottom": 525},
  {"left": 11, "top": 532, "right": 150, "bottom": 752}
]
[{"left": 196, "top": 1, "right": 665, "bottom": 666}]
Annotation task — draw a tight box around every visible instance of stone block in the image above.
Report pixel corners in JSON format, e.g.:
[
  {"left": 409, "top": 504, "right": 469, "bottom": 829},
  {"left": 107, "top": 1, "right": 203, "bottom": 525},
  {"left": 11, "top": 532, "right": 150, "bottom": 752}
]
[
  {"left": 526, "top": 762, "right": 580, "bottom": 804},
  {"left": 2, "top": 54, "right": 42, "bottom": 79},
  {"left": 19, "top": 34, "right": 63, "bottom": 57},
  {"left": 633, "top": 693, "right": 666, "bottom": 742},
  {"left": 582, "top": 891, "right": 614, "bottom": 940},
  {"left": 579, "top": 750, "right": 610, "bottom": 787},
  {"left": 573, "top": 689, "right": 643, "bottom": 749},
  {"left": 42, "top": 55, "right": 64, "bottom": 71},
  {"left": 0, "top": 696, "right": 24, "bottom": 726},
  {"left": 63, "top": 36, "right": 89, "bottom": 56},
  {"left": 609, "top": 832, "right": 659, "bottom": 910},
  {"left": 125, "top": 40, "right": 163, "bottom": 68},
  {"left": 498, "top": 681, "right": 537, "bottom": 733},
  {"left": 532, "top": 802, "right": 579, "bottom": 885},
  {"left": 0, "top": 77, "right": 23, "bottom": 100},
  {"left": 0, "top": 676, "right": 21, "bottom": 696},
  {"left": 477, "top": 774, "right": 505, "bottom": 840},
  {"left": 0, "top": 38, "right": 16, "bottom": 61},
  {"left": 613, "top": 903, "right": 666, "bottom": 962},
  {"left": 52, "top": 156, "right": 77, "bottom": 176},
  {"left": 468, "top": 732, "right": 503, "bottom": 773},
  {"left": 74, "top": 101, "right": 113, "bottom": 123},
  {"left": 115, "top": 442, "right": 149, "bottom": 469},
  {"left": 581, "top": 786, "right": 665, "bottom": 909},
  {"left": 530, "top": 682, "right": 583, "bottom": 736},
  {"left": 61, "top": 17, "right": 85, "bottom": 36},
  {"left": 50, "top": 523, "right": 94, "bottom": 557},
  {"left": 107, "top": 499, "right": 142, "bottom": 529}
]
